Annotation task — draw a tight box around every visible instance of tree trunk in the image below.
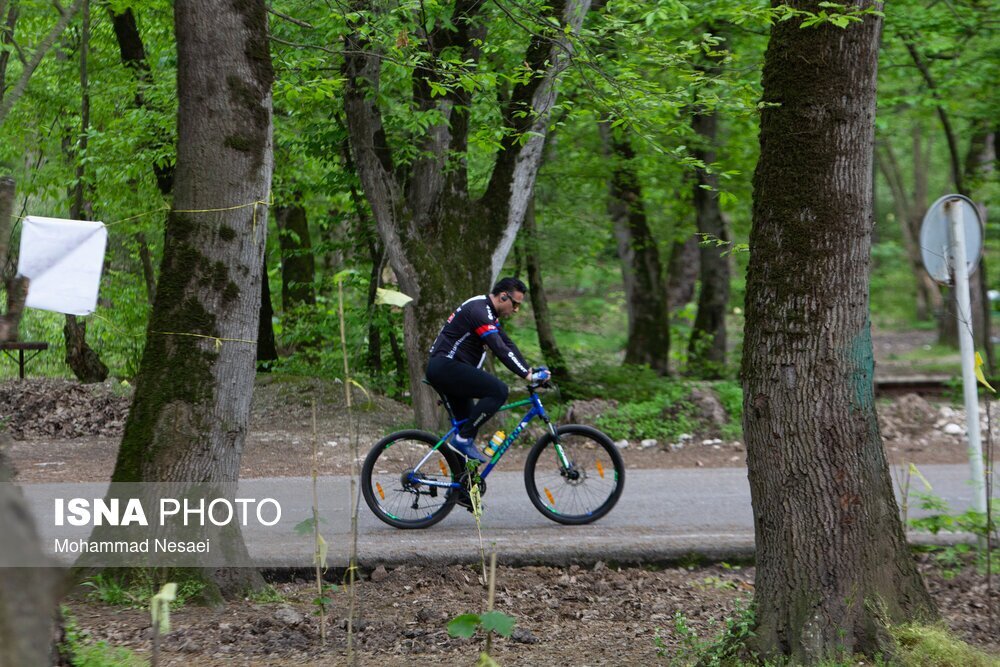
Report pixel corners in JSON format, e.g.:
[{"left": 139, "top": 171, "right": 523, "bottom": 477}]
[
  {"left": 666, "top": 234, "right": 699, "bottom": 312},
  {"left": 0, "top": 175, "right": 29, "bottom": 342},
  {"left": 64, "top": 315, "right": 108, "bottom": 382},
  {"left": 256, "top": 254, "right": 277, "bottom": 367},
  {"left": 743, "top": 5, "right": 936, "bottom": 662},
  {"left": 0, "top": 2, "right": 18, "bottom": 106},
  {"left": 523, "top": 197, "right": 569, "bottom": 381},
  {"left": 274, "top": 200, "right": 315, "bottom": 309},
  {"left": 344, "top": 0, "right": 590, "bottom": 427},
  {"left": 687, "top": 60, "right": 731, "bottom": 377},
  {"left": 0, "top": 439, "right": 63, "bottom": 667},
  {"left": 597, "top": 120, "right": 670, "bottom": 374},
  {"left": 136, "top": 232, "right": 157, "bottom": 303},
  {"left": 109, "top": 0, "right": 273, "bottom": 599},
  {"left": 63, "top": 0, "right": 108, "bottom": 383},
  {"left": 109, "top": 4, "right": 174, "bottom": 194}
]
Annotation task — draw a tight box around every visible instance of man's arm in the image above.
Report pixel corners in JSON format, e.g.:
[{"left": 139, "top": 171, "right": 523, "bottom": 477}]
[{"left": 475, "top": 322, "right": 531, "bottom": 378}]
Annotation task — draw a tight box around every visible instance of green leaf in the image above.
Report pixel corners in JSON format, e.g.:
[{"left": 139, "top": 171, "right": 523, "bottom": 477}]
[
  {"left": 293, "top": 517, "right": 323, "bottom": 536},
  {"left": 374, "top": 287, "right": 413, "bottom": 307},
  {"left": 447, "top": 613, "right": 481, "bottom": 638},
  {"left": 479, "top": 610, "right": 516, "bottom": 637}
]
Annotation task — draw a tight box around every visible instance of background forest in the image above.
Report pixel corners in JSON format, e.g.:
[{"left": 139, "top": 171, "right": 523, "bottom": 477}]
[{"left": 0, "top": 0, "right": 997, "bottom": 413}]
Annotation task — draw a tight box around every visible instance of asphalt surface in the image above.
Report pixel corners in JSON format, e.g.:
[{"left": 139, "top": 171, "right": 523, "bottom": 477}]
[{"left": 18, "top": 464, "right": 986, "bottom": 569}]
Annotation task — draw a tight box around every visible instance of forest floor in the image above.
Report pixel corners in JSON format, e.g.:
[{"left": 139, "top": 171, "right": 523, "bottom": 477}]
[{"left": 4, "top": 328, "right": 999, "bottom": 664}]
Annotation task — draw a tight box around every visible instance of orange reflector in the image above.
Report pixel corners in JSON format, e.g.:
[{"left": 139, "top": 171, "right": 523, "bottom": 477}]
[
  {"left": 376, "top": 482, "right": 385, "bottom": 500},
  {"left": 596, "top": 461, "right": 605, "bottom": 478},
  {"left": 544, "top": 488, "right": 555, "bottom": 505},
  {"left": 439, "top": 460, "right": 448, "bottom": 476}
]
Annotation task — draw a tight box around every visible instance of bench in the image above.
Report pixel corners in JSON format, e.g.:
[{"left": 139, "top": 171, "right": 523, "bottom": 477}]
[{"left": 0, "top": 342, "right": 49, "bottom": 379}]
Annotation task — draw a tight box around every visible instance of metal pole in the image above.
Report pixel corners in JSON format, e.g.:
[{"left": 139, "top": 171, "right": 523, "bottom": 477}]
[{"left": 947, "top": 198, "right": 988, "bottom": 514}]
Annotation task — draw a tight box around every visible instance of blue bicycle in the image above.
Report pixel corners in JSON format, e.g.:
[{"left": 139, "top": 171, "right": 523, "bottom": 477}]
[{"left": 361, "top": 380, "right": 625, "bottom": 529}]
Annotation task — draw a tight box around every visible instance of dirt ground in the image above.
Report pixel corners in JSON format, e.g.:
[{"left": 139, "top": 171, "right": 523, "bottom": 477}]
[
  {"left": 62, "top": 559, "right": 998, "bottom": 666},
  {"left": 5, "top": 328, "right": 1000, "bottom": 664}
]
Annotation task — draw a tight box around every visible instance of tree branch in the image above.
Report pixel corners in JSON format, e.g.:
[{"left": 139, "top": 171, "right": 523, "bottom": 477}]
[
  {"left": 903, "top": 40, "right": 966, "bottom": 195},
  {"left": 0, "top": 0, "right": 83, "bottom": 127}
]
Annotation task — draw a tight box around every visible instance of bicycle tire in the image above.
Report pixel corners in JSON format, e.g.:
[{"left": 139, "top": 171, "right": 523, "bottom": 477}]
[
  {"left": 524, "top": 424, "right": 625, "bottom": 525},
  {"left": 361, "top": 430, "right": 464, "bottom": 529}
]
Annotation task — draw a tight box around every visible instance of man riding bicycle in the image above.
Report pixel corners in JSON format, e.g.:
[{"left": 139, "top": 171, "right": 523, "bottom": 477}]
[{"left": 426, "top": 277, "right": 551, "bottom": 464}]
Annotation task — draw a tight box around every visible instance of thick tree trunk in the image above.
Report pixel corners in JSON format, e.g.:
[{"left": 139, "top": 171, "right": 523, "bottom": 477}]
[
  {"left": 344, "top": 0, "right": 590, "bottom": 427},
  {"left": 0, "top": 175, "right": 29, "bottom": 342},
  {"left": 687, "top": 104, "right": 730, "bottom": 377},
  {"left": 274, "top": 201, "right": 315, "bottom": 309},
  {"left": 523, "top": 197, "right": 569, "bottom": 381},
  {"left": 109, "top": 0, "right": 273, "bottom": 598},
  {"left": 743, "top": 5, "right": 936, "bottom": 662},
  {"left": 597, "top": 121, "right": 670, "bottom": 374},
  {"left": 0, "top": 440, "right": 63, "bottom": 667}
]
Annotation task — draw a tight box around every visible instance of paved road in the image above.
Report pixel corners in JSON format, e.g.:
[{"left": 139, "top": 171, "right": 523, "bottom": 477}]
[{"left": 18, "top": 464, "right": 986, "bottom": 568}]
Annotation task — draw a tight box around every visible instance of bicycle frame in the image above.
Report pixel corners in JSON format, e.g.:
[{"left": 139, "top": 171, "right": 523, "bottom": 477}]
[{"left": 406, "top": 388, "right": 568, "bottom": 490}]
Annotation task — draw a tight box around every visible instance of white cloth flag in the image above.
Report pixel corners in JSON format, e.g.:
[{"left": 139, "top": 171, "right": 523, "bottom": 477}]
[{"left": 17, "top": 216, "right": 108, "bottom": 316}]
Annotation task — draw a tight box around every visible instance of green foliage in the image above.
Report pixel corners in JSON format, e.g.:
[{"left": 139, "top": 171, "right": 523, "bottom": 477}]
[
  {"left": 908, "top": 492, "right": 1000, "bottom": 577},
  {"left": 311, "top": 582, "right": 338, "bottom": 615},
  {"left": 571, "top": 368, "right": 743, "bottom": 442},
  {"left": 595, "top": 390, "right": 698, "bottom": 442},
  {"left": 655, "top": 596, "right": 756, "bottom": 667},
  {"left": 446, "top": 610, "right": 516, "bottom": 639},
  {"left": 247, "top": 584, "right": 284, "bottom": 604},
  {"left": 80, "top": 573, "right": 203, "bottom": 609},
  {"left": 60, "top": 607, "right": 147, "bottom": 667}
]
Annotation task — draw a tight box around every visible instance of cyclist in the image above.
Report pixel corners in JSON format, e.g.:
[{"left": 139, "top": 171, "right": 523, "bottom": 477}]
[{"left": 426, "top": 276, "right": 550, "bottom": 463}]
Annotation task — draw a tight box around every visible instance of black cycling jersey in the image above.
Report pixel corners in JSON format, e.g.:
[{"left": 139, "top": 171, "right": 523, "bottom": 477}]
[{"left": 428, "top": 294, "right": 531, "bottom": 378}]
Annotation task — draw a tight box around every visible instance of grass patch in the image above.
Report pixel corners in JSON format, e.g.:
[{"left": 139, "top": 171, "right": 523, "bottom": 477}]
[{"left": 892, "top": 623, "right": 1000, "bottom": 667}]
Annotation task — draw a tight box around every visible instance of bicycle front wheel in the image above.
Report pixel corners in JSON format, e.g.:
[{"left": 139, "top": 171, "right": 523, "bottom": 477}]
[
  {"left": 361, "top": 430, "right": 463, "bottom": 529},
  {"left": 524, "top": 424, "right": 625, "bottom": 525}
]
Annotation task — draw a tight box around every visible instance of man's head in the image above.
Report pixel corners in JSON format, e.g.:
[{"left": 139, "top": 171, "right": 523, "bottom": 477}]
[{"left": 490, "top": 277, "right": 527, "bottom": 317}]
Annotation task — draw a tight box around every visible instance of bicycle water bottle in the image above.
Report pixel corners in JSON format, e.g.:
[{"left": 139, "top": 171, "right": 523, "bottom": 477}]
[{"left": 483, "top": 430, "right": 505, "bottom": 458}]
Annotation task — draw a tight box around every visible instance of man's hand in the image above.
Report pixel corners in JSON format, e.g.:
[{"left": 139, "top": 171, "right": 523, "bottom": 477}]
[{"left": 528, "top": 367, "right": 551, "bottom": 383}]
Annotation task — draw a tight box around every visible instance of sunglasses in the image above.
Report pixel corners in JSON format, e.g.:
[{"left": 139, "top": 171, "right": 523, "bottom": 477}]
[{"left": 505, "top": 293, "right": 523, "bottom": 311}]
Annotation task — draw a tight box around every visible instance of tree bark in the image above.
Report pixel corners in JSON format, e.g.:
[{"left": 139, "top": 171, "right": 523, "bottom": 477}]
[
  {"left": 109, "top": 0, "right": 273, "bottom": 598},
  {"left": 687, "top": 37, "right": 731, "bottom": 377},
  {"left": 523, "top": 197, "right": 569, "bottom": 381},
  {"left": 743, "top": 4, "right": 936, "bottom": 662},
  {"left": 274, "top": 200, "right": 315, "bottom": 309},
  {"left": 0, "top": 175, "right": 29, "bottom": 343},
  {"left": 0, "top": 439, "right": 63, "bottom": 667},
  {"left": 343, "top": 0, "right": 590, "bottom": 427},
  {"left": 597, "top": 120, "right": 670, "bottom": 374}
]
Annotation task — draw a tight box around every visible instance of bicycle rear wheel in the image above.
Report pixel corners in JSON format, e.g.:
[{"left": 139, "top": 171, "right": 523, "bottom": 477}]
[
  {"left": 524, "top": 424, "right": 625, "bottom": 525},
  {"left": 361, "top": 430, "right": 463, "bottom": 529}
]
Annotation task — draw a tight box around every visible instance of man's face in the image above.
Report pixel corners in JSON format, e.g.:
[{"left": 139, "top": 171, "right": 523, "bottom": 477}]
[{"left": 500, "top": 290, "right": 525, "bottom": 318}]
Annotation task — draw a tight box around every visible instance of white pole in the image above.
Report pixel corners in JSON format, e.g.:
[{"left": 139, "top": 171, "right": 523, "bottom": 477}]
[{"left": 947, "top": 198, "right": 988, "bottom": 515}]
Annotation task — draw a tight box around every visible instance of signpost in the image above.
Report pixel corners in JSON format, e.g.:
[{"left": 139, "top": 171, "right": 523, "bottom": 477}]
[{"left": 920, "top": 194, "right": 987, "bottom": 515}]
